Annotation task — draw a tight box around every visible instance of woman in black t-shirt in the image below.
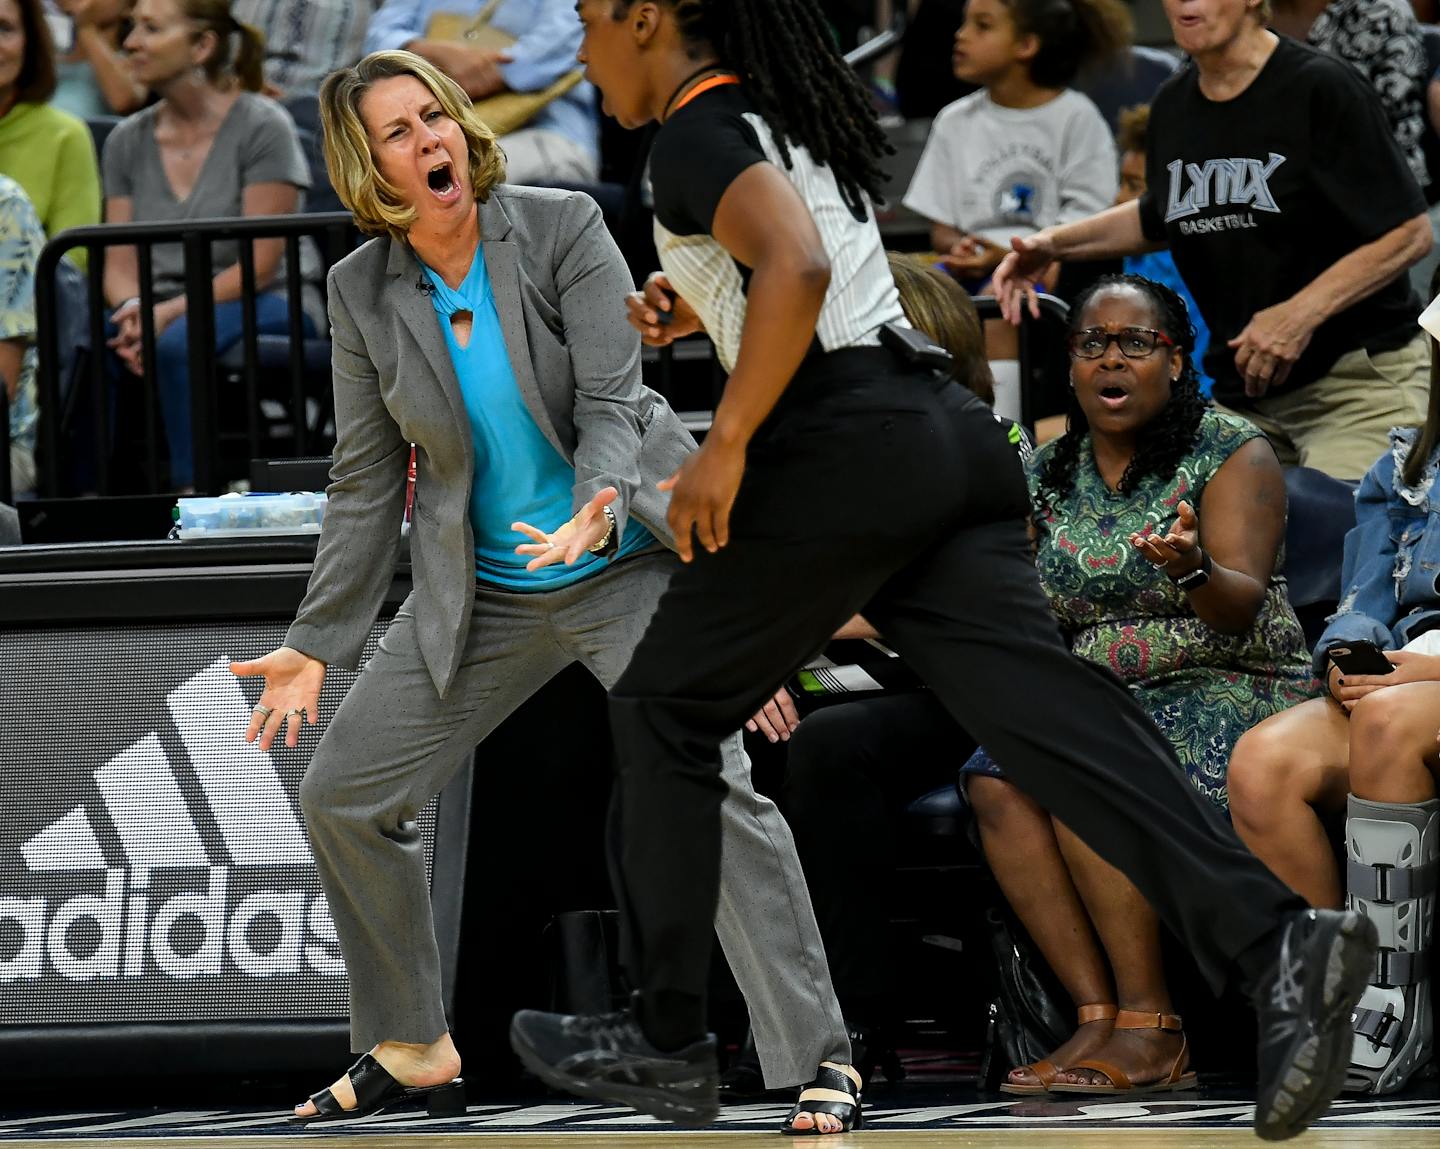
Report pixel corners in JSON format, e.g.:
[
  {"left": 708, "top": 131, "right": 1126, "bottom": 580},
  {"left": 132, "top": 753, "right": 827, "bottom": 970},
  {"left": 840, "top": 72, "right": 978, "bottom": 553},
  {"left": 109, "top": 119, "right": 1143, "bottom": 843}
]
[
  {"left": 509, "top": 1, "right": 1377, "bottom": 1140},
  {"left": 994, "top": 0, "right": 1433, "bottom": 482}
]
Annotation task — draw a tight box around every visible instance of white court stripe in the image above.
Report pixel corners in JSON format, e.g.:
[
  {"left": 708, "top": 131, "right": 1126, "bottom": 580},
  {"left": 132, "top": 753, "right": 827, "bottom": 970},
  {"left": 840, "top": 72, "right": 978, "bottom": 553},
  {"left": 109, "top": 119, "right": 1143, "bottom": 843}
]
[
  {"left": 169, "top": 659, "right": 311, "bottom": 866},
  {"left": 42, "top": 1110, "right": 228, "bottom": 1133},
  {"left": 173, "top": 1106, "right": 514, "bottom": 1131},
  {"left": 468, "top": 1105, "right": 621, "bottom": 1126},
  {"left": 0, "top": 1112, "right": 120, "bottom": 1131}
]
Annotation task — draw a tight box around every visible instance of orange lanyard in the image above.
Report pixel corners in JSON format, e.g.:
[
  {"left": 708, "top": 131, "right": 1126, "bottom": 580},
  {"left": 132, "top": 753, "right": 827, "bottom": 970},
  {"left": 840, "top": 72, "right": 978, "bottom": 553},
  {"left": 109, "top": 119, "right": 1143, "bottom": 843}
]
[{"left": 671, "top": 74, "right": 740, "bottom": 114}]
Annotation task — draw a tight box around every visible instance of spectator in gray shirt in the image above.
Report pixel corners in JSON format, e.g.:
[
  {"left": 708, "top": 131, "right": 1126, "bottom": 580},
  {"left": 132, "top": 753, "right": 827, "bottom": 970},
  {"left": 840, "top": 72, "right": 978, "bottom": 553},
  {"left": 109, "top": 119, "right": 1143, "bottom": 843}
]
[{"left": 103, "top": 0, "right": 315, "bottom": 492}]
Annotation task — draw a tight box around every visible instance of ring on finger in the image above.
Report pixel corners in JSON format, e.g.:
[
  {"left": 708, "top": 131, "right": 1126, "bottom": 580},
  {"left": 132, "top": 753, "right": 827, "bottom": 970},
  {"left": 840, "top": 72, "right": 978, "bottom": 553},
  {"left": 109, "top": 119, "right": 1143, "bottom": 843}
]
[
  {"left": 285, "top": 708, "right": 303, "bottom": 718},
  {"left": 253, "top": 704, "right": 273, "bottom": 720}
]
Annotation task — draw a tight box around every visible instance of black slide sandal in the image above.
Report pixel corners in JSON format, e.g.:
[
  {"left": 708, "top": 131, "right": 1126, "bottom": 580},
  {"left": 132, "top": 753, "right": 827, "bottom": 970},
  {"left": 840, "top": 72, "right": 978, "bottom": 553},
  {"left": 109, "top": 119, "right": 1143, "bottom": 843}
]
[
  {"left": 290, "top": 1053, "right": 467, "bottom": 1124},
  {"left": 782, "top": 1062, "right": 863, "bottom": 1135}
]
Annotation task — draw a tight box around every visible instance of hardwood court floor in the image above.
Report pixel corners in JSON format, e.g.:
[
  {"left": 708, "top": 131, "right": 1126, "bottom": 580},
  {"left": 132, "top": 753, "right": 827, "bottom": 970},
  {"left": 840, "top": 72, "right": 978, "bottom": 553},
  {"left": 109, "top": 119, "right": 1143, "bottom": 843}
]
[
  {"left": 13, "top": 1072, "right": 1438, "bottom": 1149},
  {"left": 6, "top": 1090, "right": 1439, "bottom": 1146},
  {"left": 15, "top": 1133, "right": 1440, "bottom": 1148}
]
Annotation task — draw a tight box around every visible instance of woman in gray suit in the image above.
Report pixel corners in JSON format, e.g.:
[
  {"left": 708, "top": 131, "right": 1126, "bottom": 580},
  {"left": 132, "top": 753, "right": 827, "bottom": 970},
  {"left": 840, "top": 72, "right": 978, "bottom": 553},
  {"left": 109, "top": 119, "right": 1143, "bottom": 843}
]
[{"left": 228, "top": 50, "right": 854, "bottom": 1130}]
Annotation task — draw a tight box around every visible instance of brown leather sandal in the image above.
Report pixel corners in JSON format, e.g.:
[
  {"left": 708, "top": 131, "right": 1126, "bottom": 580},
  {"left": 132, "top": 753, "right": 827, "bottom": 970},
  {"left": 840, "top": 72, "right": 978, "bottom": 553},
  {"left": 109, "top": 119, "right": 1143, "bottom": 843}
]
[
  {"left": 1000, "top": 1003, "right": 1117, "bottom": 1096},
  {"left": 1048, "top": 1009, "right": 1198, "bottom": 1095}
]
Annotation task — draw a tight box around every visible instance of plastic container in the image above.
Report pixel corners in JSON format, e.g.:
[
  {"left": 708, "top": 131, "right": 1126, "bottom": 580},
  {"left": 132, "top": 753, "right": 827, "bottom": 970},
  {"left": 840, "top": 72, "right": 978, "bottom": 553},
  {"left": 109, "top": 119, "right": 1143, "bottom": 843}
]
[{"left": 174, "top": 492, "right": 327, "bottom": 539}]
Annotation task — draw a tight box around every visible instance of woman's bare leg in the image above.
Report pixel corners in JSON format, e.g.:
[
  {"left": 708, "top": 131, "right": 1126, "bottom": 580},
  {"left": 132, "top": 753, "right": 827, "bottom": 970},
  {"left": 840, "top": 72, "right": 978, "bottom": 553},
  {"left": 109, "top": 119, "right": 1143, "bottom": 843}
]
[
  {"left": 1348, "top": 682, "right": 1440, "bottom": 802},
  {"left": 968, "top": 776, "right": 1116, "bottom": 1085},
  {"left": 1048, "top": 824, "right": 1184, "bottom": 1088},
  {"left": 1228, "top": 697, "right": 1354, "bottom": 908}
]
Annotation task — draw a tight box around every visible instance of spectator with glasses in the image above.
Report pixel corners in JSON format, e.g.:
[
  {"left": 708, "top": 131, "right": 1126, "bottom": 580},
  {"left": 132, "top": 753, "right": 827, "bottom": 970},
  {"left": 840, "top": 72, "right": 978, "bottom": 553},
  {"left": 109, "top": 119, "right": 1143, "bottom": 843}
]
[{"left": 964, "top": 273, "right": 1314, "bottom": 1095}]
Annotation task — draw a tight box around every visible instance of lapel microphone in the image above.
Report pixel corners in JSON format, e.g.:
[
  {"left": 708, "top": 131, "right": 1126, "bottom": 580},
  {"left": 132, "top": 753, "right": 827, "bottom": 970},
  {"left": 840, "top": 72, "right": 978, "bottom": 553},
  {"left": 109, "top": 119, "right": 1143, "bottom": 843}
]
[{"left": 415, "top": 277, "right": 435, "bottom": 296}]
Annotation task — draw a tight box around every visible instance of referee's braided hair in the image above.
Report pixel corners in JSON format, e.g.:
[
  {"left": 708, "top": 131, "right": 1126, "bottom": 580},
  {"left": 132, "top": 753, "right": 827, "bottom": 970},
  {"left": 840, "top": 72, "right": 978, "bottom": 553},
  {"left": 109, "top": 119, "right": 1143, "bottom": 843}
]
[
  {"left": 1033, "top": 274, "right": 1207, "bottom": 516},
  {"left": 612, "top": 0, "right": 892, "bottom": 215}
]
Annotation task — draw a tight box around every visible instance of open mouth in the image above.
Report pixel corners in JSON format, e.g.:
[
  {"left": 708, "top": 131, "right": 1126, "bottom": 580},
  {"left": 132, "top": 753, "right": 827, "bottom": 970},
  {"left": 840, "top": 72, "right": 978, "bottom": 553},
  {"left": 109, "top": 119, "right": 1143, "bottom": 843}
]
[
  {"left": 426, "top": 160, "right": 457, "bottom": 198},
  {"left": 1097, "top": 384, "right": 1130, "bottom": 407}
]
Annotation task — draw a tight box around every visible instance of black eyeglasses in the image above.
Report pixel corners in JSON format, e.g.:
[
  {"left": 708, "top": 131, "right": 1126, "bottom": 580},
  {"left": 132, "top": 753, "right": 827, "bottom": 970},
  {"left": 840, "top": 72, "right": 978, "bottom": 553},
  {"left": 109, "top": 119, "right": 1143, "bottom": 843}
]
[{"left": 1067, "top": 327, "right": 1176, "bottom": 360}]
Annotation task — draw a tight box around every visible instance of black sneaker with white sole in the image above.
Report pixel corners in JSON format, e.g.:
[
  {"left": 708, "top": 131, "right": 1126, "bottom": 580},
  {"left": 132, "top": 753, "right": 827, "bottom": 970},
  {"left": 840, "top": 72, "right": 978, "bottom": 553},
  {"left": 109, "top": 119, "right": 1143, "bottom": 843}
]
[
  {"left": 1252, "top": 908, "right": 1379, "bottom": 1141},
  {"left": 509, "top": 1007, "right": 719, "bottom": 1127}
]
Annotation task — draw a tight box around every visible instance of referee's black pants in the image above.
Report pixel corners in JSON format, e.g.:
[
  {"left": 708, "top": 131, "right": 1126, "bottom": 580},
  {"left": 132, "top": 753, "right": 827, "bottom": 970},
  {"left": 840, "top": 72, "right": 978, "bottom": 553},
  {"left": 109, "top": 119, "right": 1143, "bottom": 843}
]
[{"left": 607, "top": 348, "right": 1304, "bottom": 1045}]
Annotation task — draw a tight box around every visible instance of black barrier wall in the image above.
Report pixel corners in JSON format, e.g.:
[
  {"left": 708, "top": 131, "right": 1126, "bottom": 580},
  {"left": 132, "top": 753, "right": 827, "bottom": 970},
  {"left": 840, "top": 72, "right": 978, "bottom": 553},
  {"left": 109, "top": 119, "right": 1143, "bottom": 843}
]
[{"left": 0, "top": 545, "right": 470, "bottom": 1078}]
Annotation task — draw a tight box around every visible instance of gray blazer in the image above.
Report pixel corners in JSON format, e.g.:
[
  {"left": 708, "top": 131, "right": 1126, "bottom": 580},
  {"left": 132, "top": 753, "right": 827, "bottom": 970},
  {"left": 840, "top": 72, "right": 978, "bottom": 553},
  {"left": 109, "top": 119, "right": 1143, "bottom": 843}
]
[{"left": 286, "top": 185, "right": 695, "bottom": 697}]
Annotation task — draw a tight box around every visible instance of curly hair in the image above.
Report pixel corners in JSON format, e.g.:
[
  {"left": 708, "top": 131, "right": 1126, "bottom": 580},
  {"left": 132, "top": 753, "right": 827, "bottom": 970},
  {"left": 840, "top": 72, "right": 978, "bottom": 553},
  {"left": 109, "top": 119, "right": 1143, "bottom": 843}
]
[
  {"left": 1033, "top": 274, "right": 1208, "bottom": 517},
  {"left": 612, "top": 0, "right": 892, "bottom": 216},
  {"left": 1001, "top": 0, "right": 1132, "bottom": 89}
]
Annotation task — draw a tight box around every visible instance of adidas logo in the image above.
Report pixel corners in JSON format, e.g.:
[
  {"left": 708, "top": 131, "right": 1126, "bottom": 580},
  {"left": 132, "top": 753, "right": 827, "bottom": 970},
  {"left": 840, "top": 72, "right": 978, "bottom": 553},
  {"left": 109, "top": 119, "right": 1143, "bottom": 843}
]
[{"left": 1, "top": 659, "right": 344, "bottom": 984}]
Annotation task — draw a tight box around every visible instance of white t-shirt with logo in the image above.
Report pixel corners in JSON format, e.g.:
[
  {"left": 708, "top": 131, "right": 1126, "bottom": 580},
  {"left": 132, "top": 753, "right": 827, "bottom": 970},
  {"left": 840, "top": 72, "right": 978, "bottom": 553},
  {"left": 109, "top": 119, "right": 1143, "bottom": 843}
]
[{"left": 903, "top": 88, "right": 1117, "bottom": 246}]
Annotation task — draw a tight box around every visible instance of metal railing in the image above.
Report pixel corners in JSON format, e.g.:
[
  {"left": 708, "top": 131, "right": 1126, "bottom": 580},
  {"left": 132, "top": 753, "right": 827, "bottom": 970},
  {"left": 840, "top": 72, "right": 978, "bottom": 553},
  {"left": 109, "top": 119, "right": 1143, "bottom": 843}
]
[
  {"left": 34, "top": 212, "right": 356, "bottom": 497},
  {"left": 842, "top": 26, "right": 903, "bottom": 71},
  {"left": 974, "top": 292, "right": 1071, "bottom": 428}
]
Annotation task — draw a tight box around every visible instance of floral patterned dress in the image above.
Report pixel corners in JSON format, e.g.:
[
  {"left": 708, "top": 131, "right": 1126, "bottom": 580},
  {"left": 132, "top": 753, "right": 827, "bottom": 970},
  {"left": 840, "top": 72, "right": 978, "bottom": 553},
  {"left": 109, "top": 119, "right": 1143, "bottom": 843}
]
[{"left": 964, "top": 410, "right": 1316, "bottom": 813}]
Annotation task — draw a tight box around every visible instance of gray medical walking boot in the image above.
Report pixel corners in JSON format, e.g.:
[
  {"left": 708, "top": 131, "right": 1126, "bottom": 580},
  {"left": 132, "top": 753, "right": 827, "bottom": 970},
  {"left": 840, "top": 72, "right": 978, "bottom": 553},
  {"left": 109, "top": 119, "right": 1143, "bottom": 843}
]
[{"left": 1344, "top": 794, "right": 1437, "bottom": 1095}]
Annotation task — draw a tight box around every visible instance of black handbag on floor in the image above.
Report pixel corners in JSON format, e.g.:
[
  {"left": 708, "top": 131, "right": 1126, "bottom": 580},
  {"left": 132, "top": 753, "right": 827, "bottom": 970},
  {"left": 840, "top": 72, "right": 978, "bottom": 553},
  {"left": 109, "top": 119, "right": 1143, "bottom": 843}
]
[{"left": 978, "top": 905, "right": 1075, "bottom": 1092}]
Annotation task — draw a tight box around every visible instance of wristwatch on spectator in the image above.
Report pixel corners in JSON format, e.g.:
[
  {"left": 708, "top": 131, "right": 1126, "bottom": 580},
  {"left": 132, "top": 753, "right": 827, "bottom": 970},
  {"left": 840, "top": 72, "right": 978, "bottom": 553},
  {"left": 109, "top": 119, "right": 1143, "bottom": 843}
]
[
  {"left": 588, "top": 505, "right": 618, "bottom": 556},
  {"left": 1169, "top": 549, "right": 1212, "bottom": 591}
]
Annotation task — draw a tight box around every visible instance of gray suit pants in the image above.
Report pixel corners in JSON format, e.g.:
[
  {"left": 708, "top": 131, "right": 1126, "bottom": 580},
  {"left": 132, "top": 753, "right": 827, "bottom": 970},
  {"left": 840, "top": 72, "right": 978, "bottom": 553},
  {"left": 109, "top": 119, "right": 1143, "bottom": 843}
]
[{"left": 299, "top": 552, "right": 849, "bottom": 1089}]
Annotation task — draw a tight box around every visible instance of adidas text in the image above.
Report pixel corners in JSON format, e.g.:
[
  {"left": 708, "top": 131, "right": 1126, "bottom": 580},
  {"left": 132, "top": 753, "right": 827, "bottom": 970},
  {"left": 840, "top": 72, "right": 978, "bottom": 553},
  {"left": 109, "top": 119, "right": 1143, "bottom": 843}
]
[{"left": 0, "top": 866, "right": 343, "bottom": 982}]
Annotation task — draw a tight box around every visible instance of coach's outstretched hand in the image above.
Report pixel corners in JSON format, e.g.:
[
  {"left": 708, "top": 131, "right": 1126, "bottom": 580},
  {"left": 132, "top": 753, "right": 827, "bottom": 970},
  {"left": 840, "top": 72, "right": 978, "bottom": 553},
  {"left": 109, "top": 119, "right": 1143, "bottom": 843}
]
[
  {"left": 231, "top": 647, "right": 325, "bottom": 751},
  {"left": 513, "top": 486, "right": 620, "bottom": 569}
]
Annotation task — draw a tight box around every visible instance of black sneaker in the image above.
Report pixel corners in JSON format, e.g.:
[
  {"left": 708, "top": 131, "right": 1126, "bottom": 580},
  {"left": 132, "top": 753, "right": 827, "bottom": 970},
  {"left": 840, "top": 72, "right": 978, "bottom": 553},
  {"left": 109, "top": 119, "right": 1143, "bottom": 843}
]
[
  {"left": 1253, "top": 908, "right": 1379, "bottom": 1141},
  {"left": 509, "top": 1007, "right": 719, "bottom": 1126}
]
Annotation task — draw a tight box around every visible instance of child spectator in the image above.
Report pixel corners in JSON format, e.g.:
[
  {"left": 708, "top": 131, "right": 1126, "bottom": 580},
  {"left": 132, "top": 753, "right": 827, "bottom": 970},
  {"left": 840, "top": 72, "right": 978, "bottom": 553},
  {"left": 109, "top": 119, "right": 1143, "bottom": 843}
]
[
  {"left": 0, "top": 0, "right": 102, "bottom": 268},
  {"left": 51, "top": 0, "right": 147, "bottom": 118},
  {"left": 1114, "top": 104, "right": 1214, "bottom": 398},
  {"left": 902, "top": 0, "right": 1128, "bottom": 417},
  {"left": 903, "top": 0, "right": 1127, "bottom": 289}
]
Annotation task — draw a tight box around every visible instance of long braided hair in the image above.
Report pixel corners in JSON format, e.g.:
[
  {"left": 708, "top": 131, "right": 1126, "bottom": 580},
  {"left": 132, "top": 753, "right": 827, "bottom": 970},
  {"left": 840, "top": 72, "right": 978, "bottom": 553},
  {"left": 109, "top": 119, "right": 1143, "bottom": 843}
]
[
  {"left": 612, "top": 0, "right": 893, "bottom": 215},
  {"left": 1033, "top": 274, "right": 1208, "bottom": 517}
]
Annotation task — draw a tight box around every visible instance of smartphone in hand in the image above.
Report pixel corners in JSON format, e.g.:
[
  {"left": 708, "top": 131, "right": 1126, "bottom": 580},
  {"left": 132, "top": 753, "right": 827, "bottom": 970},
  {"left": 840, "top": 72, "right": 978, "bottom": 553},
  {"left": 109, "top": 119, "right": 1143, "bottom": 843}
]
[{"left": 1327, "top": 641, "right": 1396, "bottom": 676}]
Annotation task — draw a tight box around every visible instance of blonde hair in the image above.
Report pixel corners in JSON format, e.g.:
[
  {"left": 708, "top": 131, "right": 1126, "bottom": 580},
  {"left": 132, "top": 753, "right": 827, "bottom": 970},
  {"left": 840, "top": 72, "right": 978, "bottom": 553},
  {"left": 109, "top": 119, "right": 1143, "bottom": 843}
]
[
  {"left": 886, "top": 252, "right": 995, "bottom": 404},
  {"left": 319, "top": 50, "right": 507, "bottom": 240}
]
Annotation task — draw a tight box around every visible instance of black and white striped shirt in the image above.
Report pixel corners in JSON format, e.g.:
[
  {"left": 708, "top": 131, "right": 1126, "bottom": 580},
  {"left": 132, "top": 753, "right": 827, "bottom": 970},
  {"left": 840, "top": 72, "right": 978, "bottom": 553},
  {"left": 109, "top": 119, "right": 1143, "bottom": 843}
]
[{"left": 649, "top": 83, "right": 906, "bottom": 374}]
